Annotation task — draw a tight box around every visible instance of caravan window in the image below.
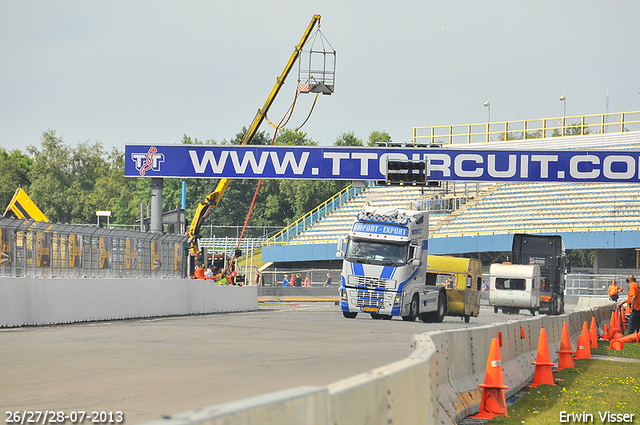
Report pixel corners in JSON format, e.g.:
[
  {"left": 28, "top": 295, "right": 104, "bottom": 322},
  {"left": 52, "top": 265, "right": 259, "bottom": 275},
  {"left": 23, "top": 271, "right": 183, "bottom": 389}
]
[{"left": 495, "top": 278, "right": 526, "bottom": 291}]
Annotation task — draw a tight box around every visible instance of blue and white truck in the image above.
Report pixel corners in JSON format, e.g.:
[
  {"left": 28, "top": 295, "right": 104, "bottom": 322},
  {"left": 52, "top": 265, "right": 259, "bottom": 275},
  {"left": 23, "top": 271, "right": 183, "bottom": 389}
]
[{"left": 336, "top": 206, "right": 447, "bottom": 322}]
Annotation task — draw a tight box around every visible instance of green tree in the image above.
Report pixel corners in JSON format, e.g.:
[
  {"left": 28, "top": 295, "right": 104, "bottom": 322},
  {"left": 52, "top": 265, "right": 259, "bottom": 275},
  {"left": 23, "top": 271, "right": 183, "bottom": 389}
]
[
  {"left": 26, "top": 131, "right": 76, "bottom": 223},
  {"left": 334, "top": 131, "right": 363, "bottom": 146},
  {"left": 368, "top": 130, "right": 392, "bottom": 146},
  {"left": 552, "top": 122, "right": 592, "bottom": 137},
  {"left": 0, "top": 147, "right": 33, "bottom": 210},
  {"left": 274, "top": 128, "right": 316, "bottom": 146}
]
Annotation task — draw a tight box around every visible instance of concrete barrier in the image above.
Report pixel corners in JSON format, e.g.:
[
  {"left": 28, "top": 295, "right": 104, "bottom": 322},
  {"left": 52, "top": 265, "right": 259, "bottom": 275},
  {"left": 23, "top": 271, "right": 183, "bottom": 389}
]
[
  {"left": 139, "top": 301, "right": 616, "bottom": 425},
  {"left": 0, "top": 277, "right": 258, "bottom": 327}
]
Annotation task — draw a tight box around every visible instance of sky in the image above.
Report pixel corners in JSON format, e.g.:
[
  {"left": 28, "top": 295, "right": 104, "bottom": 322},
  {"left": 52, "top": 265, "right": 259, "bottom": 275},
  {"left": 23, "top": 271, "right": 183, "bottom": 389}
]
[{"left": 1, "top": 0, "right": 640, "bottom": 153}]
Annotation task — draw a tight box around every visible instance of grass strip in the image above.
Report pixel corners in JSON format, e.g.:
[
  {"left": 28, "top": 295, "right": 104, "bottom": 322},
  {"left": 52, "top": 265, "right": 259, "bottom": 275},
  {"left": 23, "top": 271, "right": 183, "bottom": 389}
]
[{"left": 485, "top": 344, "right": 640, "bottom": 424}]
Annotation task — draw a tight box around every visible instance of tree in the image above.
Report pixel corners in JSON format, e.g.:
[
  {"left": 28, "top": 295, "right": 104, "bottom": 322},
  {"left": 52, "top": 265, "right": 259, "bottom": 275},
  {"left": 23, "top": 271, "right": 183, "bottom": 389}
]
[
  {"left": 368, "top": 130, "right": 392, "bottom": 146},
  {"left": 0, "top": 148, "right": 33, "bottom": 210},
  {"left": 552, "top": 122, "right": 592, "bottom": 137},
  {"left": 274, "top": 128, "right": 316, "bottom": 146},
  {"left": 334, "top": 131, "right": 363, "bottom": 146},
  {"left": 26, "top": 131, "right": 76, "bottom": 222}
]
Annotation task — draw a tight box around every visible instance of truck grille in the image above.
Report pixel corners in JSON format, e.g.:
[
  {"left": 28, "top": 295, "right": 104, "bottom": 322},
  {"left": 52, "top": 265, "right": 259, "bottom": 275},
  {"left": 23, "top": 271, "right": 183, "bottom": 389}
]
[
  {"left": 349, "top": 275, "right": 396, "bottom": 290},
  {"left": 356, "top": 290, "right": 385, "bottom": 308}
]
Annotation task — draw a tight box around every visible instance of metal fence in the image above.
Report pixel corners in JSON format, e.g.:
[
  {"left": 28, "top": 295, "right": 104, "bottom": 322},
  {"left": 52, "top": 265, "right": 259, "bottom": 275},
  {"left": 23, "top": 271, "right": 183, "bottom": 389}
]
[
  {"left": 257, "top": 268, "right": 340, "bottom": 287},
  {"left": 0, "top": 217, "right": 187, "bottom": 278},
  {"left": 565, "top": 273, "right": 628, "bottom": 297}
]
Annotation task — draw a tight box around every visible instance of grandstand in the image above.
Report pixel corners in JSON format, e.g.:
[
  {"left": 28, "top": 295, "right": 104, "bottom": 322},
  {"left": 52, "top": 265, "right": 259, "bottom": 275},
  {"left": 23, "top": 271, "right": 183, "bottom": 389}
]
[{"left": 262, "top": 111, "right": 640, "bottom": 267}]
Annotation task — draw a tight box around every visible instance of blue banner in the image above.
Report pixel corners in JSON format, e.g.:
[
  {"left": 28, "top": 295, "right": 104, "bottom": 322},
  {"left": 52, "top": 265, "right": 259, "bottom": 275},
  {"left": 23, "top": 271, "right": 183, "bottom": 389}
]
[
  {"left": 352, "top": 222, "right": 409, "bottom": 237},
  {"left": 125, "top": 145, "right": 640, "bottom": 183}
]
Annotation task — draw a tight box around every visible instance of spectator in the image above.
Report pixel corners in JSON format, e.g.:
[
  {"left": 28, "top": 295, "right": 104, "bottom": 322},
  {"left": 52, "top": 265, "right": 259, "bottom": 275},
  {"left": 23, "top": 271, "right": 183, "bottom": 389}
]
[
  {"left": 254, "top": 270, "right": 262, "bottom": 286},
  {"left": 193, "top": 264, "right": 206, "bottom": 280},
  {"left": 482, "top": 280, "right": 489, "bottom": 291},
  {"left": 608, "top": 279, "right": 623, "bottom": 302},
  {"left": 226, "top": 270, "right": 238, "bottom": 286},
  {"left": 625, "top": 275, "right": 640, "bottom": 334},
  {"left": 323, "top": 272, "right": 332, "bottom": 287},
  {"left": 295, "top": 273, "right": 302, "bottom": 287},
  {"left": 205, "top": 264, "right": 214, "bottom": 279},
  {"left": 304, "top": 275, "right": 311, "bottom": 287},
  {"left": 445, "top": 276, "right": 454, "bottom": 289},
  {"left": 283, "top": 275, "right": 290, "bottom": 287}
]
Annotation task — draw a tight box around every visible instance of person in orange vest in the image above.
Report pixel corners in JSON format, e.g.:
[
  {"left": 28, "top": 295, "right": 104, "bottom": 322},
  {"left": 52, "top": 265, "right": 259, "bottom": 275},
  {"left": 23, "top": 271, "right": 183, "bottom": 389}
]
[
  {"left": 193, "top": 263, "right": 206, "bottom": 279},
  {"left": 625, "top": 275, "right": 640, "bottom": 335},
  {"left": 608, "top": 279, "right": 624, "bottom": 302}
]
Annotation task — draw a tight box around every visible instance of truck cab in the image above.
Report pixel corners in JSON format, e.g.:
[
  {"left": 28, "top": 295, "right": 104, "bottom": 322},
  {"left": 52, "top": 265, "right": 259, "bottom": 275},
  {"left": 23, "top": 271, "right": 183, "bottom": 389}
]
[{"left": 337, "top": 206, "right": 446, "bottom": 322}]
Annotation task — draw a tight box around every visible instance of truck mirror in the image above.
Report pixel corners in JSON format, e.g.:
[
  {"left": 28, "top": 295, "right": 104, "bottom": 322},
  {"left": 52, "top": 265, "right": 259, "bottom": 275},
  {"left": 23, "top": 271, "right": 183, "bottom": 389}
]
[
  {"left": 336, "top": 239, "right": 344, "bottom": 258},
  {"left": 412, "top": 258, "right": 422, "bottom": 267}
]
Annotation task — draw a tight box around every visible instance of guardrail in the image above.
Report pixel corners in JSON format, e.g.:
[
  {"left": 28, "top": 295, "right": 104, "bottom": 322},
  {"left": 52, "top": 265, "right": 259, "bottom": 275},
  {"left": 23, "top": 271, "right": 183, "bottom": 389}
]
[
  {"left": 413, "top": 110, "right": 640, "bottom": 145},
  {"left": 0, "top": 217, "right": 187, "bottom": 278},
  {"left": 264, "top": 183, "right": 366, "bottom": 246}
]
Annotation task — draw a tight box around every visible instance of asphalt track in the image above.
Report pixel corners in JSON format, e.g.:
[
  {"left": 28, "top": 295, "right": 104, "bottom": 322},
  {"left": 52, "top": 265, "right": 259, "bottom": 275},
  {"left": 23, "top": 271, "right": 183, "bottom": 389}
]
[{"left": 1, "top": 302, "right": 521, "bottom": 424}]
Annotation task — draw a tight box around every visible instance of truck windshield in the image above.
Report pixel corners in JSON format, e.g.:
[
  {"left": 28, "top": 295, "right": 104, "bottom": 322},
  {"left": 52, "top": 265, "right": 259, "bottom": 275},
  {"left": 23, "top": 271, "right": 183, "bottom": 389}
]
[{"left": 345, "top": 238, "right": 409, "bottom": 266}]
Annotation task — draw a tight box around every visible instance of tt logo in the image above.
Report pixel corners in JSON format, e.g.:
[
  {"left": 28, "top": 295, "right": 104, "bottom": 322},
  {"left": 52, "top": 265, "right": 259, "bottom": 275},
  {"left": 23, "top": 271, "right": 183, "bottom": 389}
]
[{"left": 132, "top": 147, "right": 165, "bottom": 176}]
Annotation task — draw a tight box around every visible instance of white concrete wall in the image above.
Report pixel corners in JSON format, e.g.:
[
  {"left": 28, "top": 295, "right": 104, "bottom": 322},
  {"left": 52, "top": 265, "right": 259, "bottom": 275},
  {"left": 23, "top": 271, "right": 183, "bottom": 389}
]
[
  {"left": 138, "top": 302, "right": 615, "bottom": 425},
  {"left": 0, "top": 277, "right": 257, "bottom": 327}
]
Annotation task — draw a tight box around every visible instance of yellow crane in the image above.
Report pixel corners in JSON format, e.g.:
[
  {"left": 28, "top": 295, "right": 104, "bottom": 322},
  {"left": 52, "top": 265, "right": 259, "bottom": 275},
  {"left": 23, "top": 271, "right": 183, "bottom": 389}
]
[{"left": 187, "top": 14, "right": 327, "bottom": 257}]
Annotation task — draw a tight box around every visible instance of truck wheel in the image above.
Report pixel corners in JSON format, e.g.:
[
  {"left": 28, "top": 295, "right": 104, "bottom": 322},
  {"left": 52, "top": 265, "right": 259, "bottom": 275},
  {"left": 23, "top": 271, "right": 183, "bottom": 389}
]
[
  {"left": 434, "top": 292, "right": 446, "bottom": 322},
  {"left": 420, "top": 292, "right": 446, "bottom": 323},
  {"left": 464, "top": 315, "right": 470, "bottom": 323},
  {"left": 402, "top": 294, "right": 419, "bottom": 321},
  {"left": 370, "top": 313, "right": 382, "bottom": 320},
  {"left": 493, "top": 306, "right": 499, "bottom": 314},
  {"left": 343, "top": 312, "right": 357, "bottom": 319},
  {"left": 530, "top": 309, "right": 536, "bottom": 316},
  {"left": 381, "top": 315, "right": 393, "bottom": 320}
]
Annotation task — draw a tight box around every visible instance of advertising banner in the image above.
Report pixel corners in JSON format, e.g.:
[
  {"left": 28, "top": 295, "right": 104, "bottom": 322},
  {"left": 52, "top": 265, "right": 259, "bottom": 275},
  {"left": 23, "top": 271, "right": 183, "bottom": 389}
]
[
  {"left": 125, "top": 145, "right": 640, "bottom": 183},
  {"left": 69, "top": 234, "right": 82, "bottom": 269},
  {"left": 99, "top": 237, "right": 112, "bottom": 269},
  {"left": 126, "top": 238, "right": 138, "bottom": 270}
]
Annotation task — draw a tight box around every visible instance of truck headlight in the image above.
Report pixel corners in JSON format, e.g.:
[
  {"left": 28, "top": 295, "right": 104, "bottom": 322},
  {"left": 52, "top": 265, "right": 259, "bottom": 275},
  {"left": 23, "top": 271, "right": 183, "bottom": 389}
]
[
  {"left": 393, "top": 293, "right": 402, "bottom": 306},
  {"left": 341, "top": 289, "right": 347, "bottom": 302}
]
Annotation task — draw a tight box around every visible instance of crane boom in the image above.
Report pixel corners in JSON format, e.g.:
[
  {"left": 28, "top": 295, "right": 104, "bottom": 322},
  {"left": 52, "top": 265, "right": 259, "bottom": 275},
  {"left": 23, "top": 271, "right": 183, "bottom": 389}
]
[{"left": 187, "top": 14, "right": 322, "bottom": 256}]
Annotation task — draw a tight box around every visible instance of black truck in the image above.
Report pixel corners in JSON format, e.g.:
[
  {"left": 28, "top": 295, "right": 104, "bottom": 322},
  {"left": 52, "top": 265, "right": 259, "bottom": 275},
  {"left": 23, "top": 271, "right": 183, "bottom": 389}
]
[{"left": 511, "top": 233, "right": 568, "bottom": 315}]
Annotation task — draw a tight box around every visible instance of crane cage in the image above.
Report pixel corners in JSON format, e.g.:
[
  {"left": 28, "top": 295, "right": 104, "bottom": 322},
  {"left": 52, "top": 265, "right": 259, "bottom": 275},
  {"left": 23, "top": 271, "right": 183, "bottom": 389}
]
[
  {"left": 0, "top": 217, "right": 187, "bottom": 278},
  {"left": 297, "top": 27, "right": 336, "bottom": 95}
]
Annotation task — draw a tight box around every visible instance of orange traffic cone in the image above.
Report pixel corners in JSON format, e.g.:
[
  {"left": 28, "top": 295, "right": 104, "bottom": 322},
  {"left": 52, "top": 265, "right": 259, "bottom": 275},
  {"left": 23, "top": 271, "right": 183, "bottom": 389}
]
[
  {"left": 609, "top": 310, "right": 623, "bottom": 340},
  {"left": 575, "top": 333, "right": 591, "bottom": 359},
  {"left": 589, "top": 317, "right": 598, "bottom": 349},
  {"left": 602, "top": 324, "right": 609, "bottom": 340},
  {"left": 612, "top": 331, "right": 640, "bottom": 345},
  {"left": 556, "top": 321, "right": 575, "bottom": 371},
  {"left": 610, "top": 310, "right": 625, "bottom": 340},
  {"left": 610, "top": 339, "right": 625, "bottom": 351},
  {"left": 531, "top": 328, "right": 556, "bottom": 387},
  {"left": 472, "top": 338, "right": 510, "bottom": 419}
]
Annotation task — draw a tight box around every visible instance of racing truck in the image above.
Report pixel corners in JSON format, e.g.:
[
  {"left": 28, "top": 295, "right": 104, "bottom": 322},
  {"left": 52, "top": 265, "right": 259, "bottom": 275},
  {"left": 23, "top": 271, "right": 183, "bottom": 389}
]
[
  {"left": 336, "top": 206, "right": 447, "bottom": 322},
  {"left": 511, "top": 233, "right": 567, "bottom": 315}
]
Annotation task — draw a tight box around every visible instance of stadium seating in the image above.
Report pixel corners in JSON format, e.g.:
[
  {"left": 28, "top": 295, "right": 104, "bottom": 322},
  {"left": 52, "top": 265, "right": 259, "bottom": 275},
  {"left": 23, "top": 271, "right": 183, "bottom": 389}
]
[{"left": 275, "top": 131, "right": 640, "bottom": 245}]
